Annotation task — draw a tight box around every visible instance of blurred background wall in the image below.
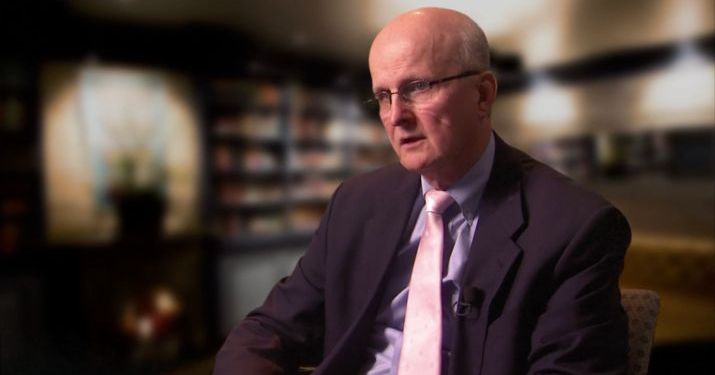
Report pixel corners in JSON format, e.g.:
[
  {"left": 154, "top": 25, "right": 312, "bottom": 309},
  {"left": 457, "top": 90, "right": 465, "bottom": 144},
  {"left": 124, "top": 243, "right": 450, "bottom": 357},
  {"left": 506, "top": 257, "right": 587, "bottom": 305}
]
[{"left": 0, "top": 0, "right": 712, "bottom": 374}]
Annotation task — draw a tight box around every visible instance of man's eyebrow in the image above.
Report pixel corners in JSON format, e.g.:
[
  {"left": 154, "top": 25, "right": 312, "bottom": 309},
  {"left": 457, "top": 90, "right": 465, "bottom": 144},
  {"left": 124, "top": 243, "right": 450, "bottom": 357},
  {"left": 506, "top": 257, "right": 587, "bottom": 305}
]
[{"left": 372, "top": 76, "right": 423, "bottom": 93}]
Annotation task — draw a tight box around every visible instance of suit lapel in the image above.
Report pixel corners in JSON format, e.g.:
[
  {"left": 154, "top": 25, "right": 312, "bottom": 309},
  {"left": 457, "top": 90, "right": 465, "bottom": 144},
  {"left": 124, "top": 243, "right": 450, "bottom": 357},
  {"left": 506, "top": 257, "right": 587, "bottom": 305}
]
[
  {"left": 318, "top": 167, "right": 421, "bottom": 373},
  {"left": 462, "top": 136, "right": 526, "bottom": 309},
  {"left": 450, "top": 135, "right": 525, "bottom": 374},
  {"left": 453, "top": 136, "right": 526, "bottom": 374},
  {"left": 360, "top": 170, "right": 421, "bottom": 309}
]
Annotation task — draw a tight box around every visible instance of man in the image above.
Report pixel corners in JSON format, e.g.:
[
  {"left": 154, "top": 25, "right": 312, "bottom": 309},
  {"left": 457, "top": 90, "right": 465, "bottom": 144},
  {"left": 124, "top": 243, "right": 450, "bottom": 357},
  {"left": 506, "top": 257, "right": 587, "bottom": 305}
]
[{"left": 215, "top": 7, "right": 630, "bottom": 375}]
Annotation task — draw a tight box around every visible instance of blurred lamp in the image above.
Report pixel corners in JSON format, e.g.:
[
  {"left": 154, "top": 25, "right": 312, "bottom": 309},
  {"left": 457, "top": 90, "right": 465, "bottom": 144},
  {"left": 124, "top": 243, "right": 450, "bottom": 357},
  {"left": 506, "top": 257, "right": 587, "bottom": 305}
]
[
  {"left": 521, "top": 73, "right": 578, "bottom": 133},
  {"left": 638, "top": 42, "right": 715, "bottom": 127}
]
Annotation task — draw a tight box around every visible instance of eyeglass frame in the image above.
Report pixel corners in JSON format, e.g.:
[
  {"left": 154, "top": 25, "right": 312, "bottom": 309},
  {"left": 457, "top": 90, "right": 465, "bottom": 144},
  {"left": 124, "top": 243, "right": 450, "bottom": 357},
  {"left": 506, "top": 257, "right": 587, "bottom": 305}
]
[{"left": 365, "top": 70, "right": 483, "bottom": 110}]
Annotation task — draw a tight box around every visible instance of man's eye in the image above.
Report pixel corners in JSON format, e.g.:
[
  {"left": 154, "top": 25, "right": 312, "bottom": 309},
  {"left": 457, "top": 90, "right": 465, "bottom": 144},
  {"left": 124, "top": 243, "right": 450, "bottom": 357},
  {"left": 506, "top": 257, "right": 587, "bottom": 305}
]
[
  {"left": 402, "top": 81, "right": 431, "bottom": 96},
  {"left": 375, "top": 91, "right": 391, "bottom": 102}
]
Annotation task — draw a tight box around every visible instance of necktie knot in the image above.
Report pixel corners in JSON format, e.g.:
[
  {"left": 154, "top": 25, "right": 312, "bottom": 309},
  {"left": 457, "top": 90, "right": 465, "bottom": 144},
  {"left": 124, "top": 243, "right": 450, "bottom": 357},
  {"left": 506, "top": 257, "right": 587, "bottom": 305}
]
[{"left": 425, "top": 190, "right": 454, "bottom": 215}]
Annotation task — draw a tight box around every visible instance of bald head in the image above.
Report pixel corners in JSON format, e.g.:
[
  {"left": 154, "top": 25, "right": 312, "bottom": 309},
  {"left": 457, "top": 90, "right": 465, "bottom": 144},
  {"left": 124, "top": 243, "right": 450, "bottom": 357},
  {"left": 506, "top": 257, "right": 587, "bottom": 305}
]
[
  {"left": 370, "top": 7, "right": 491, "bottom": 72},
  {"left": 367, "top": 7, "right": 498, "bottom": 188}
]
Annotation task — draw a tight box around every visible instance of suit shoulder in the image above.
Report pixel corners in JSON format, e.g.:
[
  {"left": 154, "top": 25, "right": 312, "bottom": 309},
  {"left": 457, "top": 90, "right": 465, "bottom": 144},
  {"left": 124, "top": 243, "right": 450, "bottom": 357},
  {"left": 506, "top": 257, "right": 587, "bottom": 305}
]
[
  {"left": 512, "top": 150, "right": 630, "bottom": 253},
  {"left": 518, "top": 151, "right": 616, "bottom": 218},
  {"left": 323, "top": 163, "right": 419, "bottom": 225},
  {"left": 338, "top": 163, "right": 415, "bottom": 197}
]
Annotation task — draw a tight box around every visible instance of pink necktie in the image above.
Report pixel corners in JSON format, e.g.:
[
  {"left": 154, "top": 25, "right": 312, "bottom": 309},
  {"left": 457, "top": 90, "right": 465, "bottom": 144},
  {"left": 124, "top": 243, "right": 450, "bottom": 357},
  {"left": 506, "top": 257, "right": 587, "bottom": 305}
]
[{"left": 398, "top": 190, "right": 454, "bottom": 375}]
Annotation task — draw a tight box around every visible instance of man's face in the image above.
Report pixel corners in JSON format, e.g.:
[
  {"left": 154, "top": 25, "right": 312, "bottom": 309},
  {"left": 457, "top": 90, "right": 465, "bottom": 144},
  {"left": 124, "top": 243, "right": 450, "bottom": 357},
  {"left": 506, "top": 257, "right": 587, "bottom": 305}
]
[{"left": 369, "top": 27, "right": 484, "bottom": 183}]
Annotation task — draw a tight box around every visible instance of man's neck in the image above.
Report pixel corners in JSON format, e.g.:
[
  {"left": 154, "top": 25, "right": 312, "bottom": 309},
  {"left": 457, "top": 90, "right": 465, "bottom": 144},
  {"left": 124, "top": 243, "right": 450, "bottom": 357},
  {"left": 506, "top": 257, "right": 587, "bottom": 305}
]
[{"left": 423, "top": 127, "right": 493, "bottom": 190}]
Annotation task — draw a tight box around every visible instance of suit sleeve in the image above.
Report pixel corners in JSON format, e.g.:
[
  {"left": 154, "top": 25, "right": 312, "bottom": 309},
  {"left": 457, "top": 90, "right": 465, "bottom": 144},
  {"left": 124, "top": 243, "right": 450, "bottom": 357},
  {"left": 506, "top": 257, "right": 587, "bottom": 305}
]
[
  {"left": 213, "top": 184, "right": 343, "bottom": 375},
  {"left": 527, "top": 205, "right": 631, "bottom": 375}
]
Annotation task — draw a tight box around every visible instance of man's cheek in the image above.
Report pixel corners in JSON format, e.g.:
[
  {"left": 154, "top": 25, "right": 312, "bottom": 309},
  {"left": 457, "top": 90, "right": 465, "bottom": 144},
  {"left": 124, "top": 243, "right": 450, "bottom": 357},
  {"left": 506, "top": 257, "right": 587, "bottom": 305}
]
[{"left": 415, "top": 107, "right": 441, "bottom": 120}]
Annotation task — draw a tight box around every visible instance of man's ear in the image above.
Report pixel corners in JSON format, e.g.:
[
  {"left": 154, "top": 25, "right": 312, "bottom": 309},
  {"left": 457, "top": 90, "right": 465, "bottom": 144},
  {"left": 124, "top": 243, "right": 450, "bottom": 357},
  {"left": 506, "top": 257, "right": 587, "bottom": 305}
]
[{"left": 476, "top": 72, "right": 498, "bottom": 114}]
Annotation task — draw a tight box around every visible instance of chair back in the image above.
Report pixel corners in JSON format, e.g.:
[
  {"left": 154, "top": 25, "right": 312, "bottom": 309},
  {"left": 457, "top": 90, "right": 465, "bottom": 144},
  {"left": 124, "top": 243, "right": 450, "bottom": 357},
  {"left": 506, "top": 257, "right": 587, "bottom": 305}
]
[{"left": 621, "top": 288, "right": 660, "bottom": 375}]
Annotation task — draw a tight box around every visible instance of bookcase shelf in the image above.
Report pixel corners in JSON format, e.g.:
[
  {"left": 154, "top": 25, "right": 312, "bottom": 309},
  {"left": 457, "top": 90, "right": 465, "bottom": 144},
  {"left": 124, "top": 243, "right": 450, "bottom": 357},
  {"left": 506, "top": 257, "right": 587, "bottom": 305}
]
[{"left": 207, "top": 78, "right": 395, "bottom": 250}]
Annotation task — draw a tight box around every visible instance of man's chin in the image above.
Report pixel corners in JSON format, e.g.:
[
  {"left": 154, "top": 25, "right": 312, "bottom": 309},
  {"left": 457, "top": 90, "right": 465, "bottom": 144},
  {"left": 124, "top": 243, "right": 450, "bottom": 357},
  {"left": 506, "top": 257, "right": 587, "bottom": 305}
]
[{"left": 398, "top": 157, "right": 430, "bottom": 173}]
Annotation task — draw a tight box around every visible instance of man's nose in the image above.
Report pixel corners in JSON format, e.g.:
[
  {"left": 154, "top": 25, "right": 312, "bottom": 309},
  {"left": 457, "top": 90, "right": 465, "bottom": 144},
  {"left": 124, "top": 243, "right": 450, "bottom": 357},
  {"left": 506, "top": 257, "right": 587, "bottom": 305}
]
[{"left": 385, "top": 96, "right": 411, "bottom": 127}]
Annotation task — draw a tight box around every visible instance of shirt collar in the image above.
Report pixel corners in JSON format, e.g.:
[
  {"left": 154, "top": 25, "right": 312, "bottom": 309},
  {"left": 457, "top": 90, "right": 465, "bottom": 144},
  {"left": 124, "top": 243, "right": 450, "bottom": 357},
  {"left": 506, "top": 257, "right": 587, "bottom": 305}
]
[{"left": 421, "top": 132, "right": 495, "bottom": 223}]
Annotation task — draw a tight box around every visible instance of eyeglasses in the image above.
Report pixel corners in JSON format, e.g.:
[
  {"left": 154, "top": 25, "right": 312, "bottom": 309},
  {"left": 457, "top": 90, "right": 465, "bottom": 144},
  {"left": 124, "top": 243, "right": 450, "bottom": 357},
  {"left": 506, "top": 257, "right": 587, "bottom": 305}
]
[{"left": 366, "top": 70, "right": 482, "bottom": 113}]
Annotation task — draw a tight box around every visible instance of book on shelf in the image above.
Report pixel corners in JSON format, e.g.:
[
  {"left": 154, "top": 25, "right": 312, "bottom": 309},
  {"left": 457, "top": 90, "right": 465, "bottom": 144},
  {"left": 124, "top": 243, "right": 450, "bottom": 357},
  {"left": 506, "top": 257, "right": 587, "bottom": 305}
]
[{"left": 218, "top": 183, "right": 284, "bottom": 206}]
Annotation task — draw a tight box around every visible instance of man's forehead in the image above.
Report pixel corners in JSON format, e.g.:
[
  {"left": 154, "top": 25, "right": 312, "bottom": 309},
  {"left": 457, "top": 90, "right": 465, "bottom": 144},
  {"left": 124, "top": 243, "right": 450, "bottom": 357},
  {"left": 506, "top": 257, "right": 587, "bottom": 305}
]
[
  {"left": 369, "top": 29, "right": 458, "bottom": 80},
  {"left": 372, "top": 15, "right": 445, "bottom": 51},
  {"left": 370, "top": 42, "right": 434, "bottom": 87},
  {"left": 370, "top": 36, "right": 430, "bottom": 65}
]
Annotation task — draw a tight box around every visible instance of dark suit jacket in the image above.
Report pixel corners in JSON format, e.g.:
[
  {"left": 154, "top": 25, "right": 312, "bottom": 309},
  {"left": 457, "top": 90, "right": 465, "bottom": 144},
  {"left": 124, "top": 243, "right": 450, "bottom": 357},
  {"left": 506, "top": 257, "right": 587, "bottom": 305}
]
[{"left": 214, "top": 135, "right": 630, "bottom": 375}]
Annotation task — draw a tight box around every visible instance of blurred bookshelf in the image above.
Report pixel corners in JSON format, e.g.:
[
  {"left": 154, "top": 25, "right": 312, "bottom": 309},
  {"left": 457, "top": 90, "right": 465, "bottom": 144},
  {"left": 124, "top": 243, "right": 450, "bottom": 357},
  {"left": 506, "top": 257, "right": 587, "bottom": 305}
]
[
  {"left": 207, "top": 78, "right": 394, "bottom": 250},
  {"left": 0, "top": 57, "right": 41, "bottom": 257},
  {"left": 0, "top": 8, "right": 396, "bottom": 370},
  {"left": 205, "top": 76, "right": 396, "bottom": 342}
]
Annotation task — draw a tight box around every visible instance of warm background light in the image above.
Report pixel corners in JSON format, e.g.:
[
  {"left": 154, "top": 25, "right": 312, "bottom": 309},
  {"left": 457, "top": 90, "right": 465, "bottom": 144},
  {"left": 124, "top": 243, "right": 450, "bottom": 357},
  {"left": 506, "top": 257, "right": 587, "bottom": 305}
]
[{"left": 1, "top": 1, "right": 712, "bottom": 374}]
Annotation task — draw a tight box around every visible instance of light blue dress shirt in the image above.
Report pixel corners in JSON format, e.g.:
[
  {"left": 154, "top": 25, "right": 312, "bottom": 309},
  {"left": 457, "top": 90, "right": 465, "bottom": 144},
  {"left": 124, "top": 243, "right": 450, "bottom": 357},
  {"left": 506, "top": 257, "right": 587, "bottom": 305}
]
[{"left": 362, "top": 133, "right": 495, "bottom": 375}]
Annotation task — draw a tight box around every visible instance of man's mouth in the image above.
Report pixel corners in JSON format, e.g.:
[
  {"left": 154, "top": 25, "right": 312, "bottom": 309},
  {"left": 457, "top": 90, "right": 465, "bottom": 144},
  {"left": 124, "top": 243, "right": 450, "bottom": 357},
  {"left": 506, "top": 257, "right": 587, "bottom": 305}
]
[{"left": 400, "top": 136, "right": 424, "bottom": 146}]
